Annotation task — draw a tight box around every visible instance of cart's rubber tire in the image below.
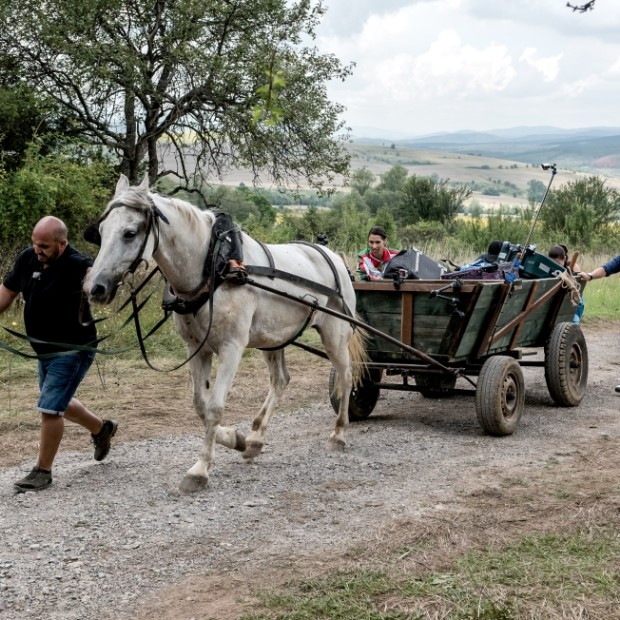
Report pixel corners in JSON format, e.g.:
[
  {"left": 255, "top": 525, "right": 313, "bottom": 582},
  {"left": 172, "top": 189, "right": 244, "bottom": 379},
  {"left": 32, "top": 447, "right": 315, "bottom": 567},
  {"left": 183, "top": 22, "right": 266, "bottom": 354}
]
[
  {"left": 476, "top": 356, "right": 525, "bottom": 436},
  {"left": 329, "top": 367, "right": 381, "bottom": 422},
  {"left": 416, "top": 373, "right": 457, "bottom": 398},
  {"left": 544, "top": 322, "right": 588, "bottom": 406}
]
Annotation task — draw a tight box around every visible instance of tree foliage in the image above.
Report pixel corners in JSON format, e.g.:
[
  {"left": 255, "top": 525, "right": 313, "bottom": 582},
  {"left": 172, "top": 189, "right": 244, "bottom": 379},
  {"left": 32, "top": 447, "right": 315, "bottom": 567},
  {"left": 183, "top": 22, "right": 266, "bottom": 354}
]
[
  {"left": 349, "top": 167, "right": 375, "bottom": 196},
  {"left": 541, "top": 176, "right": 620, "bottom": 246},
  {"left": 0, "top": 0, "right": 352, "bottom": 188},
  {"left": 0, "top": 144, "right": 116, "bottom": 253},
  {"left": 398, "top": 175, "right": 471, "bottom": 225},
  {"left": 378, "top": 164, "right": 408, "bottom": 193},
  {"left": 0, "top": 58, "right": 66, "bottom": 171}
]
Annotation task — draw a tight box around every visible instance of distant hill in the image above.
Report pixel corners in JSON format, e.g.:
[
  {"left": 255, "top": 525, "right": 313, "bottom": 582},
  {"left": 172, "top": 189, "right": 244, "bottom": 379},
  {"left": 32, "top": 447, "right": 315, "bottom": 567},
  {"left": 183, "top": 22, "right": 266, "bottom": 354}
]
[
  {"left": 352, "top": 127, "right": 620, "bottom": 172},
  {"left": 345, "top": 141, "right": 620, "bottom": 212}
]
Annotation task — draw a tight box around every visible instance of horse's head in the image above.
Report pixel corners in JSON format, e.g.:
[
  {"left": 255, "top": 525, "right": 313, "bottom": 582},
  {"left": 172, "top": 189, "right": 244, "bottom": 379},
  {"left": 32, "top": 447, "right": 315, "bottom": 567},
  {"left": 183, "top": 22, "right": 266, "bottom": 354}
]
[{"left": 85, "top": 174, "right": 162, "bottom": 304}]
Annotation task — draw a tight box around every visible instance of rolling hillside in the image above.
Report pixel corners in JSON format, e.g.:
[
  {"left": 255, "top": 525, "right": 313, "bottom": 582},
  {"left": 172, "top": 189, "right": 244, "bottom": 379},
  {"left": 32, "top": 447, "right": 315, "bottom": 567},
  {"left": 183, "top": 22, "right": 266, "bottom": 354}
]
[
  {"left": 212, "top": 127, "right": 620, "bottom": 210},
  {"left": 346, "top": 142, "right": 620, "bottom": 210},
  {"left": 359, "top": 126, "right": 620, "bottom": 174}
]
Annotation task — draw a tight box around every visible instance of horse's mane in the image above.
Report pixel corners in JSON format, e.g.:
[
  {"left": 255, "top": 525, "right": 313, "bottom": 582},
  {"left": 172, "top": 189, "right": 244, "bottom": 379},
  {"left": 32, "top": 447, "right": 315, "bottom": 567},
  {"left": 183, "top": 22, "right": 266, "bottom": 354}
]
[
  {"left": 163, "top": 195, "right": 215, "bottom": 231},
  {"left": 105, "top": 189, "right": 215, "bottom": 232}
]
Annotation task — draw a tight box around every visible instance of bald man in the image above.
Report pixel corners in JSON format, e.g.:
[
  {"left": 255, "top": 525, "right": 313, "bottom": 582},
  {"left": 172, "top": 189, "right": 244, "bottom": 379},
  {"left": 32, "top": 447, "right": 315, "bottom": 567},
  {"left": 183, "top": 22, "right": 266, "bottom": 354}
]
[{"left": 0, "top": 216, "right": 118, "bottom": 492}]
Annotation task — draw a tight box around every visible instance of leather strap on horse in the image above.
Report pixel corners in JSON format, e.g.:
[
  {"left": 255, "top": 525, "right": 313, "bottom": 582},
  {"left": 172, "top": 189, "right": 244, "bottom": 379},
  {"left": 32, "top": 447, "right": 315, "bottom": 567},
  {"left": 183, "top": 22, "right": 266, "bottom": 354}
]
[
  {"left": 161, "top": 213, "right": 241, "bottom": 315},
  {"left": 292, "top": 240, "right": 343, "bottom": 296},
  {"left": 244, "top": 265, "right": 352, "bottom": 317}
]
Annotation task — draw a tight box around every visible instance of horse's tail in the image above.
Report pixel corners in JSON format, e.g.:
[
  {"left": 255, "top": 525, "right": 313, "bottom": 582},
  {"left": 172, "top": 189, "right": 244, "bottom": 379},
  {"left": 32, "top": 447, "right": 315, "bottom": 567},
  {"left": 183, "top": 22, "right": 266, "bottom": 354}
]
[{"left": 348, "top": 319, "right": 371, "bottom": 389}]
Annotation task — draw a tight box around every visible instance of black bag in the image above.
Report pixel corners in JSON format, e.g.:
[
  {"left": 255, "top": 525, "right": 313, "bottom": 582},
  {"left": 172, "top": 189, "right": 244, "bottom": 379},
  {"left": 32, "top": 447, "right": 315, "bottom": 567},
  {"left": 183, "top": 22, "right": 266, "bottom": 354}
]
[{"left": 382, "top": 249, "right": 446, "bottom": 280}]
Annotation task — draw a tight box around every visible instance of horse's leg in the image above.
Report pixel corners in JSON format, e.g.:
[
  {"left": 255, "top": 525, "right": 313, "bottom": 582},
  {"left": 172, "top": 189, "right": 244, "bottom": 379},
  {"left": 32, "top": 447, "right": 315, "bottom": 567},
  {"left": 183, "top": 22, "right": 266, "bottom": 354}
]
[
  {"left": 243, "top": 349, "right": 290, "bottom": 460},
  {"left": 318, "top": 321, "right": 354, "bottom": 452},
  {"left": 185, "top": 349, "right": 244, "bottom": 451},
  {"left": 180, "top": 342, "right": 246, "bottom": 494}
]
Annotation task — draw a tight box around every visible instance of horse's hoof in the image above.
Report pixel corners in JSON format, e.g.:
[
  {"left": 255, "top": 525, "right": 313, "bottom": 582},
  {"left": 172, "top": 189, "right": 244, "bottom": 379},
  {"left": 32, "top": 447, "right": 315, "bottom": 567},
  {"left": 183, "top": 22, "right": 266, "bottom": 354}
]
[
  {"left": 234, "top": 430, "right": 247, "bottom": 452},
  {"left": 327, "top": 437, "right": 346, "bottom": 452},
  {"left": 242, "top": 440, "right": 264, "bottom": 460},
  {"left": 179, "top": 474, "right": 208, "bottom": 494}
]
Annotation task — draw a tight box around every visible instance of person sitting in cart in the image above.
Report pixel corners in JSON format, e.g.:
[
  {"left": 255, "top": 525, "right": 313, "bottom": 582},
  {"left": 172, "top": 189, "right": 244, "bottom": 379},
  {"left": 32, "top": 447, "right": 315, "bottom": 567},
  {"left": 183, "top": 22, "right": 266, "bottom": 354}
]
[
  {"left": 548, "top": 244, "right": 584, "bottom": 324},
  {"left": 577, "top": 254, "right": 620, "bottom": 394},
  {"left": 357, "top": 226, "right": 400, "bottom": 281}
]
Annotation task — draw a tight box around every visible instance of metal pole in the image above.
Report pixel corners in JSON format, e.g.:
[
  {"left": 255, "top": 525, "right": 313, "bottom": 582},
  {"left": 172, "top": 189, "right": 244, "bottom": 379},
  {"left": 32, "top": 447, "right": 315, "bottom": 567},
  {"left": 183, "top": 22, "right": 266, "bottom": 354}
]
[{"left": 523, "top": 163, "right": 557, "bottom": 251}]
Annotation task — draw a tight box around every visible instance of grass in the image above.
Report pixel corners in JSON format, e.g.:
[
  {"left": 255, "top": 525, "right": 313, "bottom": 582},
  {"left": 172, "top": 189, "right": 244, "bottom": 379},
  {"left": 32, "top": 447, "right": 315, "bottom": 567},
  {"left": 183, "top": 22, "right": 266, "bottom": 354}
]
[{"left": 240, "top": 526, "right": 620, "bottom": 620}]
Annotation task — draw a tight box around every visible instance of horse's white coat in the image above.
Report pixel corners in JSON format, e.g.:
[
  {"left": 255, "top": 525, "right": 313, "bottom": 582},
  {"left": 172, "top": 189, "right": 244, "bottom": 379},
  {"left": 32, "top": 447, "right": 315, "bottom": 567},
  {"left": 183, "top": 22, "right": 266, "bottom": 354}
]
[{"left": 85, "top": 176, "right": 366, "bottom": 493}]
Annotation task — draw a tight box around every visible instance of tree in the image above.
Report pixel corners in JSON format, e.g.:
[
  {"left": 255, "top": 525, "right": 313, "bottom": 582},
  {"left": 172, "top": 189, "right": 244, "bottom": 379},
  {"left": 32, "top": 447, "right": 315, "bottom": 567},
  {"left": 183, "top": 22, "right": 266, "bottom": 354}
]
[
  {"left": 527, "top": 179, "right": 546, "bottom": 203},
  {"left": 0, "top": 57, "right": 66, "bottom": 171},
  {"left": 0, "top": 143, "right": 115, "bottom": 249},
  {"left": 0, "top": 0, "right": 352, "bottom": 188},
  {"left": 399, "top": 175, "right": 471, "bottom": 225},
  {"left": 378, "top": 164, "right": 408, "bottom": 193},
  {"left": 349, "top": 167, "right": 375, "bottom": 196},
  {"left": 541, "top": 176, "right": 620, "bottom": 246}
]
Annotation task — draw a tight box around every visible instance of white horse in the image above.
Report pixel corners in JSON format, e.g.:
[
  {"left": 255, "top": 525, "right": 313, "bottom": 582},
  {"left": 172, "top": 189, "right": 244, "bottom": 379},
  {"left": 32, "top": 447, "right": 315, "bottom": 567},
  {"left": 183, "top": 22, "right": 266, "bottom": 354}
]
[{"left": 85, "top": 175, "right": 367, "bottom": 493}]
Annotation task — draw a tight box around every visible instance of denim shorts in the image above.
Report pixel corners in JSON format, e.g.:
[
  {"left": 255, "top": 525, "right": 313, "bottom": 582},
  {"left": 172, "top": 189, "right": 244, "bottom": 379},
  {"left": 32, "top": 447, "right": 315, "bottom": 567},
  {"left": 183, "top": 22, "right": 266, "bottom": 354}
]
[{"left": 37, "top": 351, "right": 95, "bottom": 415}]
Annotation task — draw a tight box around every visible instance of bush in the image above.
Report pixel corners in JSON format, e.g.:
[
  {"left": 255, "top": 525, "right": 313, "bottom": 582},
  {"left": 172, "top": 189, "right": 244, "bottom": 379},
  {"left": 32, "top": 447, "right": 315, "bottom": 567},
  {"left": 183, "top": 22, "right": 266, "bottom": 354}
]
[{"left": 0, "top": 143, "right": 115, "bottom": 254}]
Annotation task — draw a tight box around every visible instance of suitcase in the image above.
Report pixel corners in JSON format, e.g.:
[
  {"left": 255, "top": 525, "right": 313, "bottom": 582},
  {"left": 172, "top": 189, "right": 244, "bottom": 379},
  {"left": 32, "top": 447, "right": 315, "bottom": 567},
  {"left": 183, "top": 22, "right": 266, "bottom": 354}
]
[
  {"left": 383, "top": 248, "right": 446, "bottom": 280},
  {"left": 519, "top": 250, "right": 565, "bottom": 279}
]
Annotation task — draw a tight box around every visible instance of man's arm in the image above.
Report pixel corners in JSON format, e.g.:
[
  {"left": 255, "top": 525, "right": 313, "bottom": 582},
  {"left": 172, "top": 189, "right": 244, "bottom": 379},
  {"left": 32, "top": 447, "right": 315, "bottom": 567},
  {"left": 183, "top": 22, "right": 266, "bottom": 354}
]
[
  {"left": 0, "top": 284, "right": 18, "bottom": 315},
  {"left": 602, "top": 254, "right": 620, "bottom": 277},
  {"left": 580, "top": 254, "right": 620, "bottom": 281}
]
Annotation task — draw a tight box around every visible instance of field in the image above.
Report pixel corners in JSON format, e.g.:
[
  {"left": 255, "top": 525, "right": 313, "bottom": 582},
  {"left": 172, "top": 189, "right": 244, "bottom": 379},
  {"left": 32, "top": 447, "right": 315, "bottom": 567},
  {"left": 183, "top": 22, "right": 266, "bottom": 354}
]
[{"left": 210, "top": 141, "right": 620, "bottom": 213}]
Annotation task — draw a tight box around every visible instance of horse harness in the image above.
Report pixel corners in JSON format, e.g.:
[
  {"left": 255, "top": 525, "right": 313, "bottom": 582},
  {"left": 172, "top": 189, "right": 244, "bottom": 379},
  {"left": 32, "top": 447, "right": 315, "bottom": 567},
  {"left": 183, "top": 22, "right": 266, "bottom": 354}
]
[{"left": 94, "top": 194, "right": 353, "bottom": 364}]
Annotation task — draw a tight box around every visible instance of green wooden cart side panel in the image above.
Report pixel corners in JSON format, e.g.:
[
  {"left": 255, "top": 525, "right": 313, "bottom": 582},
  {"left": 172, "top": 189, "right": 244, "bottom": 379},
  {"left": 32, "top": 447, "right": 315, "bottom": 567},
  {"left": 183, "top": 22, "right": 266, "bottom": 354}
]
[
  {"left": 355, "top": 277, "right": 576, "bottom": 364},
  {"left": 480, "top": 279, "right": 575, "bottom": 353},
  {"left": 356, "top": 284, "right": 498, "bottom": 358},
  {"left": 451, "top": 283, "right": 503, "bottom": 359}
]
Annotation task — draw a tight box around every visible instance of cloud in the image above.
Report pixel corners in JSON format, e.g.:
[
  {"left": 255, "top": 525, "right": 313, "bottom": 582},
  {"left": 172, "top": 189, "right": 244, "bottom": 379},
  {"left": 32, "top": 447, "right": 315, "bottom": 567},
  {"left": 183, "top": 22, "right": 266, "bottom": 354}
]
[
  {"left": 410, "top": 30, "right": 516, "bottom": 96},
  {"left": 316, "top": 0, "right": 620, "bottom": 134},
  {"left": 519, "top": 48, "right": 563, "bottom": 82}
]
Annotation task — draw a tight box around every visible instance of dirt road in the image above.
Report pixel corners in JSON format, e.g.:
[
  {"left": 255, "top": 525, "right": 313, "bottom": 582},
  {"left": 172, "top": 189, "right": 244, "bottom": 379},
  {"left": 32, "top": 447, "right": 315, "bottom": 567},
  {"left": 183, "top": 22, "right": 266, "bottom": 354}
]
[{"left": 0, "top": 322, "right": 618, "bottom": 619}]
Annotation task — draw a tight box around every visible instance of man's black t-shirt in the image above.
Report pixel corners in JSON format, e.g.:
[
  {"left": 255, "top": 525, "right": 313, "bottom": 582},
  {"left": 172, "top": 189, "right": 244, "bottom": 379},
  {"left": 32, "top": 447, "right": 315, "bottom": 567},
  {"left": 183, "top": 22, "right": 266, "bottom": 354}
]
[{"left": 3, "top": 246, "right": 97, "bottom": 354}]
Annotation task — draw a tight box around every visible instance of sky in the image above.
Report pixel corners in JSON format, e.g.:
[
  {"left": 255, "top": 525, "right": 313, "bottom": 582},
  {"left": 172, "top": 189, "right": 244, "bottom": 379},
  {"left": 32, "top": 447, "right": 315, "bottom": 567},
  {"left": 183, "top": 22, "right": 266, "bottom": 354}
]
[{"left": 314, "top": 0, "right": 620, "bottom": 138}]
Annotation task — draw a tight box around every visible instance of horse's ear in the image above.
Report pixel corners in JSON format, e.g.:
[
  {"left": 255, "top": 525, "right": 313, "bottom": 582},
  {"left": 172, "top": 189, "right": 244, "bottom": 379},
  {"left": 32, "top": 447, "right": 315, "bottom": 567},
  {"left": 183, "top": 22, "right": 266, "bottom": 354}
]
[
  {"left": 83, "top": 223, "right": 101, "bottom": 247},
  {"left": 115, "top": 174, "right": 130, "bottom": 195},
  {"left": 138, "top": 175, "right": 150, "bottom": 192}
]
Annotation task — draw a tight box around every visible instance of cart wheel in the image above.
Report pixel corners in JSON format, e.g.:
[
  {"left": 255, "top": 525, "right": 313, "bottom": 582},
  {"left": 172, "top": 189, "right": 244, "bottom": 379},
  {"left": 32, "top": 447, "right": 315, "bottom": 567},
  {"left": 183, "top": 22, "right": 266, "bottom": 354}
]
[
  {"left": 476, "top": 356, "right": 525, "bottom": 436},
  {"left": 544, "top": 322, "right": 588, "bottom": 406},
  {"left": 416, "top": 373, "right": 456, "bottom": 398},
  {"left": 328, "top": 367, "right": 382, "bottom": 422}
]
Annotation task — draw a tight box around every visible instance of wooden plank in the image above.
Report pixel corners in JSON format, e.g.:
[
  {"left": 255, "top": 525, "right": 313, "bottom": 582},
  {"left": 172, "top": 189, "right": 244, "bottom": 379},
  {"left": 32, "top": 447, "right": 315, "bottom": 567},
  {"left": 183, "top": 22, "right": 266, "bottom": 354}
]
[
  {"left": 475, "top": 283, "right": 512, "bottom": 357},
  {"left": 401, "top": 293, "right": 413, "bottom": 346},
  {"left": 508, "top": 281, "right": 539, "bottom": 349},
  {"left": 491, "top": 280, "right": 562, "bottom": 345},
  {"left": 437, "top": 287, "right": 484, "bottom": 359}
]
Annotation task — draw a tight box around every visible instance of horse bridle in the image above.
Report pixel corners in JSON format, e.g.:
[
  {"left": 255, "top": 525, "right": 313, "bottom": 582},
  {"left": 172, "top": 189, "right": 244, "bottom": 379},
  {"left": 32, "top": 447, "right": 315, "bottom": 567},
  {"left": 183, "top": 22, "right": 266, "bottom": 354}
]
[
  {"left": 87, "top": 194, "right": 170, "bottom": 278},
  {"left": 92, "top": 194, "right": 224, "bottom": 372}
]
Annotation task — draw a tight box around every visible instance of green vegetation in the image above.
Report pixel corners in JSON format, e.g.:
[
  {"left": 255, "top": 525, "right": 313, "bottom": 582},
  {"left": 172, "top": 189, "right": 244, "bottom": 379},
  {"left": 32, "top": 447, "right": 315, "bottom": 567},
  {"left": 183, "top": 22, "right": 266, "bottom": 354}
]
[
  {"left": 0, "top": 0, "right": 351, "bottom": 189},
  {"left": 240, "top": 525, "right": 620, "bottom": 619}
]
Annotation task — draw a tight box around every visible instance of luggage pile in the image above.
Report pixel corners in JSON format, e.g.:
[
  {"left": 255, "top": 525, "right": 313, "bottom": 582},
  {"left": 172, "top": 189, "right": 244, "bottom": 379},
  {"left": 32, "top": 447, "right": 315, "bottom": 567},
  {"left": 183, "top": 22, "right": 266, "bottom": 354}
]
[{"left": 440, "top": 241, "right": 566, "bottom": 282}]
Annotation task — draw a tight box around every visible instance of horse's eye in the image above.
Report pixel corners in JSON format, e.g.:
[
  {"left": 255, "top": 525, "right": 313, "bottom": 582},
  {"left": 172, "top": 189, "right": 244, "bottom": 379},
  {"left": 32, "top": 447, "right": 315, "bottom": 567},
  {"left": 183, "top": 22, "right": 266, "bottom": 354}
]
[{"left": 123, "top": 230, "right": 137, "bottom": 240}]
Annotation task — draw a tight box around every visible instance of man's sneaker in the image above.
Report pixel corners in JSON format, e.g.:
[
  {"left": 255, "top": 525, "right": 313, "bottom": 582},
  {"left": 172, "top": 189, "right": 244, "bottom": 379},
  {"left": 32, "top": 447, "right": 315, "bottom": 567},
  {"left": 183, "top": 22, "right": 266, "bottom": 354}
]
[
  {"left": 14, "top": 468, "right": 52, "bottom": 493},
  {"left": 92, "top": 420, "right": 118, "bottom": 461}
]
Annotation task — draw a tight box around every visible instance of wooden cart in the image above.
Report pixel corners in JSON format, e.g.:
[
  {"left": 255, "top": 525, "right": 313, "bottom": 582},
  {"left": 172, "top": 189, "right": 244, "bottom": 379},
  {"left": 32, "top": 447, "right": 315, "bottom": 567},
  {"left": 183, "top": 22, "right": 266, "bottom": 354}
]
[{"left": 329, "top": 276, "right": 588, "bottom": 436}]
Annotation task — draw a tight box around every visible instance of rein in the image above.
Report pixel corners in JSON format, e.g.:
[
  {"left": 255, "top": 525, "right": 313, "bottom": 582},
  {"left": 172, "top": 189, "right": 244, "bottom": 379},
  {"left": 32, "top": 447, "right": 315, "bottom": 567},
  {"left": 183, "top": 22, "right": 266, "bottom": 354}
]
[
  {"left": 85, "top": 192, "right": 354, "bottom": 372},
  {"left": 0, "top": 267, "right": 169, "bottom": 359}
]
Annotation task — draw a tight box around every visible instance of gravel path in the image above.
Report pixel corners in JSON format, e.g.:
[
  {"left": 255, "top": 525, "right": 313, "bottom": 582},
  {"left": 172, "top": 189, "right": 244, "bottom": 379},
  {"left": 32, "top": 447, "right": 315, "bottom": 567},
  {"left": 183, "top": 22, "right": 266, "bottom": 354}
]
[{"left": 0, "top": 326, "right": 618, "bottom": 620}]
